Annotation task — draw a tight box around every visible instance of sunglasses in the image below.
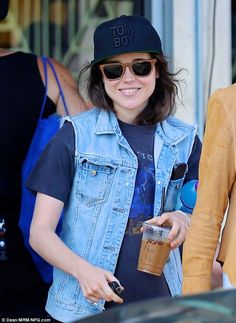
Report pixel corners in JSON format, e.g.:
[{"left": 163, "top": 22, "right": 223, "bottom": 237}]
[{"left": 99, "top": 58, "right": 157, "bottom": 80}]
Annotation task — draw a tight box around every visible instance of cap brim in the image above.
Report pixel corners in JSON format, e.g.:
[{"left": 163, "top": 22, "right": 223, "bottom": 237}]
[{"left": 91, "top": 49, "right": 162, "bottom": 65}]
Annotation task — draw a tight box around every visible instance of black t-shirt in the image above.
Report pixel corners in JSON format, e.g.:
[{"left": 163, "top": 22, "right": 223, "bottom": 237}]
[
  {"left": 0, "top": 52, "right": 55, "bottom": 215},
  {"left": 27, "top": 121, "right": 202, "bottom": 305}
]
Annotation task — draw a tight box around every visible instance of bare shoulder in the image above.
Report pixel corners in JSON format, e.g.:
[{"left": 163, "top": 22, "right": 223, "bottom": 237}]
[
  {"left": 37, "top": 56, "right": 74, "bottom": 85},
  {"left": 36, "top": 56, "right": 87, "bottom": 115},
  {"left": 48, "top": 57, "right": 74, "bottom": 80}
]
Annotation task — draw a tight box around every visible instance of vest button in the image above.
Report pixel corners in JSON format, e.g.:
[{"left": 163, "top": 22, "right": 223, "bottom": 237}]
[{"left": 90, "top": 170, "right": 97, "bottom": 176}]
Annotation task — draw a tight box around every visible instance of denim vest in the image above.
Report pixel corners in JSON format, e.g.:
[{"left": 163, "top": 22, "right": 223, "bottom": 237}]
[{"left": 46, "top": 108, "right": 197, "bottom": 322}]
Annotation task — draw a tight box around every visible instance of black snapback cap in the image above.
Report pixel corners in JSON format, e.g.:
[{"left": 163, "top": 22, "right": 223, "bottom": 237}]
[
  {"left": 92, "top": 15, "right": 163, "bottom": 64},
  {"left": 0, "top": 0, "right": 9, "bottom": 20}
]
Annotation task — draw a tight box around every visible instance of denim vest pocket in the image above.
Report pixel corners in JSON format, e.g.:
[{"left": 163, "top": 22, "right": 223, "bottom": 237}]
[
  {"left": 164, "top": 177, "right": 185, "bottom": 212},
  {"left": 76, "top": 157, "right": 117, "bottom": 206}
]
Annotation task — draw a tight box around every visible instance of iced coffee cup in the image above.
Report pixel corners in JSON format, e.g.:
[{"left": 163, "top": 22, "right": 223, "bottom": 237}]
[{"left": 137, "top": 223, "right": 171, "bottom": 276}]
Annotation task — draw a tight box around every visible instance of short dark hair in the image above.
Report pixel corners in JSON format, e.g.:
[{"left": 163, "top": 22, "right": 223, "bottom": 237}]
[{"left": 79, "top": 53, "right": 183, "bottom": 125}]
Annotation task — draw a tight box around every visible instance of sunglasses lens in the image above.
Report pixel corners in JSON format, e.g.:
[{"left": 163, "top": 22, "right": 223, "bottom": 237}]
[
  {"left": 132, "top": 61, "right": 152, "bottom": 76},
  {"left": 103, "top": 64, "right": 123, "bottom": 79}
]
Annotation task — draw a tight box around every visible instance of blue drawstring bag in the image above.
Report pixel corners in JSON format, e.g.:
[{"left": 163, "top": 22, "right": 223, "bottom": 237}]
[{"left": 18, "top": 56, "right": 69, "bottom": 283}]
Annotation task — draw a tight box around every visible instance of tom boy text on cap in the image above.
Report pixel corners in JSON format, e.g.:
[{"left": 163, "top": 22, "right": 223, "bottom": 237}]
[{"left": 92, "top": 15, "right": 163, "bottom": 64}]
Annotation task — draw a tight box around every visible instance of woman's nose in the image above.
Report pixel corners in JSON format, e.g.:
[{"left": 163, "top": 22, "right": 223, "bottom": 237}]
[{"left": 122, "top": 66, "right": 136, "bottom": 81}]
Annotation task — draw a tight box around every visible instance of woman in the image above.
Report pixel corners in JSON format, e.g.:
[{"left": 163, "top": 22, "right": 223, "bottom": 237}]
[{"left": 27, "top": 15, "right": 201, "bottom": 322}]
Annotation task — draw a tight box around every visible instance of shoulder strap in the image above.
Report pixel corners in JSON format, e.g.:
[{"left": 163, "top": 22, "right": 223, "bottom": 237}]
[
  {"left": 39, "top": 56, "right": 48, "bottom": 120},
  {"left": 39, "top": 56, "right": 69, "bottom": 119}
]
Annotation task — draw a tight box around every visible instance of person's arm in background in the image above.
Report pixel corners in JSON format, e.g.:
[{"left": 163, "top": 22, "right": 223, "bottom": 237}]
[
  {"left": 182, "top": 88, "right": 235, "bottom": 294},
  {"left": 37, "top": 57, "right": 88, "bottom": 115}
]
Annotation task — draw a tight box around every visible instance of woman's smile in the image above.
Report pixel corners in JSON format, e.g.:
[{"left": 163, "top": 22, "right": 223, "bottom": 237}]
[{"left": 118, "top": 87, "right": 141, "bottom": 96}]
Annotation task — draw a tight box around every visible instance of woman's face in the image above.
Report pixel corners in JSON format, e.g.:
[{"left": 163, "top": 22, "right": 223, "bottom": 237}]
[{"left": 100, "top": 52, "right": 158, "bottom": 124}]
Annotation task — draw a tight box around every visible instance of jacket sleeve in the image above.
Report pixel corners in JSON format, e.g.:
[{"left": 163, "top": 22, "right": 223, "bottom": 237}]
[{"left": 182, "top": 88, "right": 235, "bottom": 294}]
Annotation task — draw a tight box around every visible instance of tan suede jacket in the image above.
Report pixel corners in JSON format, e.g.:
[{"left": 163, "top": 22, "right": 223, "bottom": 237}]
[{"left": 182, "top": 84, "right": 236, "bottom": 294}]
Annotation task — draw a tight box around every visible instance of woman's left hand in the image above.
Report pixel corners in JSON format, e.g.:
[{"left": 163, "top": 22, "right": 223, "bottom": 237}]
[{"left": 145, "top": 210, "right": 191, "bottom": 249}]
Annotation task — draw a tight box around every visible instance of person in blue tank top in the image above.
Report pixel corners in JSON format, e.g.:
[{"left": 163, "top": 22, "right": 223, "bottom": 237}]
[{"left": 27, "top": 15, "right": 201, "bottom": 322}]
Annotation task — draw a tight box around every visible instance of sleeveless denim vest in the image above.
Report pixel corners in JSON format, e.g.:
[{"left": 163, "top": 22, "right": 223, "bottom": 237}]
[{"left": 46, "top": 108, "right": 197, "bottom": 322}]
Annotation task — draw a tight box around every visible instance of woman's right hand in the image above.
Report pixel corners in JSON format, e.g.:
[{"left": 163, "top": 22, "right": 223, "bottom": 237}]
[{"left": 76, "top": 258, "right": 124, "bottom": 304}]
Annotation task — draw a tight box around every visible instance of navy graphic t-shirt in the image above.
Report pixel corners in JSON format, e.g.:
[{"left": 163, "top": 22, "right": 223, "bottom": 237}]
[{"left": 106, "top": 121, "right": 170, "bottom": 308}]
